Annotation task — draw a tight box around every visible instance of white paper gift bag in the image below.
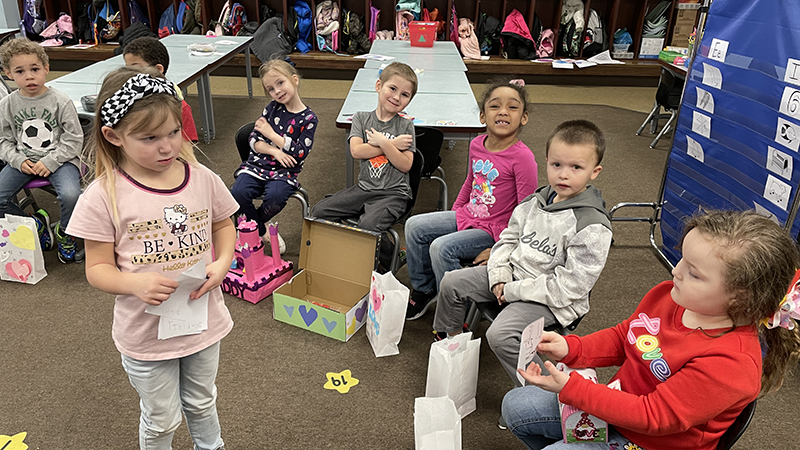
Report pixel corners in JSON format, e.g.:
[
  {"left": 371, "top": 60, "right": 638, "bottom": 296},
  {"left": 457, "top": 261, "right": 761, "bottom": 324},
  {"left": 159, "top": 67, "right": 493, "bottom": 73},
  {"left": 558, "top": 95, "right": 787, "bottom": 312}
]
[
  {"left": 366, "top": 270, "right": 409, "bottom": 357},
  {"left": 414, "top": 396, "right": 462, "bottom": 450},
  {"left": 0, "top": 214, "right": 47, "bottom": 284},
  {"left": 425, "top": 332, "right": 481, "bottom": 418}
]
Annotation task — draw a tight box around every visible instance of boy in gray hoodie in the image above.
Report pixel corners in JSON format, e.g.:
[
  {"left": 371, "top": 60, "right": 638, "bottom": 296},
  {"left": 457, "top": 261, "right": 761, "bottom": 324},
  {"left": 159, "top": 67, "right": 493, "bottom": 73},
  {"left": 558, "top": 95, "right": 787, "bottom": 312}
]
[{"left": 432, "top": 120, "right": 612, "bottom": 387}]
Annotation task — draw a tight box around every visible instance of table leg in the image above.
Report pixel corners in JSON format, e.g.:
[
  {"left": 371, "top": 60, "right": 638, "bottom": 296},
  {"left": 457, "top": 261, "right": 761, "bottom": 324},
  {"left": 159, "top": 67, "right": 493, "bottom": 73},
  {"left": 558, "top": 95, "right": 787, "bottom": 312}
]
[
  {"left": 345, "top": 131, "right": 354, "bottom": 188},
  {"left": 196, "top": 77, "right": 212, "bottom": 144},
  {"left": 202, "top": 72, "right": 216, "bottom": 140},
  {"left": 245, "top": 46, "right": 253, "bottom": 99}
]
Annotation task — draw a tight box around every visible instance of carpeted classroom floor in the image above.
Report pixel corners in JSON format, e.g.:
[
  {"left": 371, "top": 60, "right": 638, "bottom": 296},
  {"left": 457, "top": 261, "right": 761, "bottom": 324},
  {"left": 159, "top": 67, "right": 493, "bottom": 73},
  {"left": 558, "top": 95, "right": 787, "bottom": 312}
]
[{"left": 1, "top": 94, "right": 797, "bottom": 449}]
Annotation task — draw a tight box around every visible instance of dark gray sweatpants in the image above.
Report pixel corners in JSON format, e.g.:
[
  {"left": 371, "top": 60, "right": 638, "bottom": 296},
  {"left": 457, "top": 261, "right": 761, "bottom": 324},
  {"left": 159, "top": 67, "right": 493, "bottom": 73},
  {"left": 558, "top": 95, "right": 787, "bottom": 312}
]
[
  {"left": 311, "top": 185, "right": 407, "bottom": 232},
  {"left": 432, "top": 265, "right": 558, "bottom": 387}
]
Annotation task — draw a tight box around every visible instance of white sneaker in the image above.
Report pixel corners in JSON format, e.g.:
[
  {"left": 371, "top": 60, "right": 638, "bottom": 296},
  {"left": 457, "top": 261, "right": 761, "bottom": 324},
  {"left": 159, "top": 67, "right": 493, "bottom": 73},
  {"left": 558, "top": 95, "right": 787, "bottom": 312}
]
[{"left": 261, "top": 231, "right": 286, "bottom": 255}]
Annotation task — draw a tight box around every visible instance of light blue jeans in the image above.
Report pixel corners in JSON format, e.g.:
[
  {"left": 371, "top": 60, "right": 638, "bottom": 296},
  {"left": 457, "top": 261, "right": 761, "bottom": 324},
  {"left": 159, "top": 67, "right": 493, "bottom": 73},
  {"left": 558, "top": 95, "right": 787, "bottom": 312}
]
[
  {"left": 404, "top": 211, "right": 495, "bottom": 295},
  {"left": 502, "top": 385, "right": 644, "bottom": 450},
  {"left": 0, "top": 162, "right": 81, "bottom": 228},
  {"left": 120, "top": 342, "right": 225, "bottom": 450}
]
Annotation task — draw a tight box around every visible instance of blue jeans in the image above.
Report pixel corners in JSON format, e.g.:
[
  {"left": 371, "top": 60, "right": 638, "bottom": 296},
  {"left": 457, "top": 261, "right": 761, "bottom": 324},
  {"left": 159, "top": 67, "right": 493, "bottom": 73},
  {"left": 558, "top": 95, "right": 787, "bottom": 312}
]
[
  {"left": 231, "top": 174, "right": 295, "bottom": 236},
  {"left": 120, "top": 342, "right": 224, "bottom": 450},
  {"left": 502, "top": 385, "right": 643, "bottom": 450},
  {"left": 404, "top": 211, "right": 495, "bottom": 295},
  {"left": 0, "top": 163, "right": 81, "bottom": 228}
]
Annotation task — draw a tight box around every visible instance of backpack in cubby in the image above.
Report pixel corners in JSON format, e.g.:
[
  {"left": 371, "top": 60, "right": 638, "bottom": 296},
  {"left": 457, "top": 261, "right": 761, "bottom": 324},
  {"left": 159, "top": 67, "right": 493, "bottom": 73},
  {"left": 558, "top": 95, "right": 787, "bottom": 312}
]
[
  {"left": 395, "top": 9, "right": 414, "bottom": 41},
  {"left": 582, "top": 9, "right": 606, "bottom": 57},
  {"left": 500, "top": 9, "right": 536, "bottom": 60},
  {"left": 557, "top": 0, "right": 584, "bottom": 57},
  {"left": 294, "top": 0, "right": 313, "bottom": 53},
  {"left": 476, "top": 12, "right": 502, "bottom": 56},
  {"left": 342, "top": 8, "right": 371, "bottom": 54},
  {"left": 227, "top": 3, "right": 247, "bottom": 36},
  {"left": 20, "top": 0, "right": 46, "bottom": 40},
  {"left": 368, "top": 2, "right": 380, "bottom": 42},
  {"left": 158, "top": 3, "right": 178, "bottom": 37},
  {"left": 128, "top": 0, "right": 149, "bottom": 28}
]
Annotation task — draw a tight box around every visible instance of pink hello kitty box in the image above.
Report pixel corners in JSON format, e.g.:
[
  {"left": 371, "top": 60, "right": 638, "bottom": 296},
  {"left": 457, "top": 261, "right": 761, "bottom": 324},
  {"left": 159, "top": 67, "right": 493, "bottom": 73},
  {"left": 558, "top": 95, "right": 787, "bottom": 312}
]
[
  {"left": 273, "top": 218, "right": 381, "bottom": 342},
  {"left": 557, "top": 363, "right": 620, "bottom": 443}
]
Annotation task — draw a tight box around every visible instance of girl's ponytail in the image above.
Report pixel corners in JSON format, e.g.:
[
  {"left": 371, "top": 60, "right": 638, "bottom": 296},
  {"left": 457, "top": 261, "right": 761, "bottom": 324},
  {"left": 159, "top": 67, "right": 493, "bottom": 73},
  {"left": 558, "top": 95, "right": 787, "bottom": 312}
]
[{"left": 760, "top": 274, "right": 800, "bottom": 394}]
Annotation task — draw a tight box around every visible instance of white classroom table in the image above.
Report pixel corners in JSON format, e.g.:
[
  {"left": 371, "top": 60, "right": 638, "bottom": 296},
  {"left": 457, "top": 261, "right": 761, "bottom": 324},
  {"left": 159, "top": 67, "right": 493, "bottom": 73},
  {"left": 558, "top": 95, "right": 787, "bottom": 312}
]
[
  {"left": 363, "top": 40, "right": 467, "bottom": 71},
  {"left": 48, "top": 35, "right": 253, "bottom": 143},
  {"left": 350, "top": 68, "right": 473, "bottom": 94}
]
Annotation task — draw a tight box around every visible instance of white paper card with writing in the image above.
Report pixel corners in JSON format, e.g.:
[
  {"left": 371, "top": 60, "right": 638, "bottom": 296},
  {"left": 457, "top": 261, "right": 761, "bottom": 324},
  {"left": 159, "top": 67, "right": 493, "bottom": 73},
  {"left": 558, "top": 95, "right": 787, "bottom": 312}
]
[
  {"left": 516, "top": 318, "right": 545, "bottom": 386},
  {"left": 776, "top": 117, "right": 800, "bottom": 152},
  {"left": 779, "top": 87, "right": 800, "bottom": 119},
  {"left": 695, "top": 87, "right": 715, "bottom": 114},
  {"left": 764, "top": 174, "right": 791, "bottom": 211},
  {"left": 686, "top": 136, "right": 704, "bottom": 163},
  {"left": 767, "top": 146, "right": 793, "bottom": 180},
  {"left": 784, "top": 58, "right": 800, "bottom": 87},
  {"left": 708, "top": 39, "right": 729, "bottom": 63},
  {"left": 692, "top": 111, "right": 712, "bottom": 139},
  {"left": 145, "top": 260, "right": 209, "bottom": 339},
  {"left": 702, "top": 63, "right": 723, "bottom": 89}
]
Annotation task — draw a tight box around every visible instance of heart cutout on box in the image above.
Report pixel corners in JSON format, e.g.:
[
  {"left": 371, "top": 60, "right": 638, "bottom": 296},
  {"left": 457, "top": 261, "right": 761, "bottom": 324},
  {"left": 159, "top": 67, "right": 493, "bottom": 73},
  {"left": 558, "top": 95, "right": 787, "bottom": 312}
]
[
  {"left": 6, "top": 259, "right": 32, "bottom": 282},
  {"left": 346, "top": 316, "right": 356, "bottom": 334},
  {"left": 283, "top": 305, "right": 294, "bottom": 318},
  {"left": 355, "top": 301, "right": 368, "bottom": 322},
  {"left": 299, "top": 305, "right": 318, "bottom": 327},
  {"left": 322, "top": 317, "right": 337, "bottom": 334}
]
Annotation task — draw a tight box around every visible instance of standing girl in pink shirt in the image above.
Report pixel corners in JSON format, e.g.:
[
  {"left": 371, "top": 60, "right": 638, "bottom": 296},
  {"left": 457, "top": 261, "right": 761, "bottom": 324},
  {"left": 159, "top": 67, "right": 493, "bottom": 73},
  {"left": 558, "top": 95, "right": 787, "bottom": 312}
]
[
  {"left": 405, "top": 78, "right": 539, "bottom": 320},
  {"left": 67, "top": 66, "right": 237, "bottom": 450}
]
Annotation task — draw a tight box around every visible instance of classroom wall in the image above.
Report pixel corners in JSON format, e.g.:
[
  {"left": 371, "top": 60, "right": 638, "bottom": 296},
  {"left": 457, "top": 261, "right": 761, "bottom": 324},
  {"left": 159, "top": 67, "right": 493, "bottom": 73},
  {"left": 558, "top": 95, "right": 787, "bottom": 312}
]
[{"left": 0, "top": 1, "right": 21, "bottom": 29}]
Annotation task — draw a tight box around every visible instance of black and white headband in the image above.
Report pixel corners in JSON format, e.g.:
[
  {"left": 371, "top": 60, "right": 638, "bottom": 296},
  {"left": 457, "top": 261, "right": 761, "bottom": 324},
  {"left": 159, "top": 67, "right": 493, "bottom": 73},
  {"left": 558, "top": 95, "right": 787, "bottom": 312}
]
[{"left": 100, "top": 73, "right": 181, "bottom": 128}]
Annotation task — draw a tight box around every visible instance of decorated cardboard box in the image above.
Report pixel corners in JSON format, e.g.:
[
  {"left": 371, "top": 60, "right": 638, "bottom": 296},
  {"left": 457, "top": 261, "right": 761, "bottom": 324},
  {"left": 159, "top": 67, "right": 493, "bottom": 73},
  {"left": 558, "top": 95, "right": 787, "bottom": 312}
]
[
  {"left": 557, "top": 363, "right": 621, "bottom": 443},
  {"left": 273, "top": 218, "right": 380, "bottom": 342},
  {"left": 222, "top": 219, "right": 294, "bottom": 304}
]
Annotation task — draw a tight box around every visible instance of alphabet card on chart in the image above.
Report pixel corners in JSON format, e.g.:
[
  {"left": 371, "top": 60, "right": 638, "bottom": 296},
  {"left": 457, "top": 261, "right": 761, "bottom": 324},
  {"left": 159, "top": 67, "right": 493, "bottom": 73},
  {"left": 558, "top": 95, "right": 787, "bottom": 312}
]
[
  {"left": 145, "top": 259, "right": 209, "bottom": 339},
  {"left": 784, "top": 58, "right": 800, "bottom": 87},
  {"left": 686, "top": 136, "right": 705, "bottom": 163},
  {"left": 779, "top": 86, "right": 800, "bottom": 119},
  {"left": 701, "top": 63, "right": 723, "bottom": 89},
  {"left": 695, "top": 87, "right": 715, "bottom": 114},
  {"left": 764, "top": 174, "right": 791, "bottom": 210},
  {"left": 767, "top": 146, "right": 793, "bottom": 180},
  {"left": 692, "top": 111, "right": 712, "bottom": 139},
  {"left": 516, "top": 317, "right": 545, "bottom": 386},
  {"left": 775, "top": 117, "right": 800, "bottom": 152},
  {"left": 709, "top": 38, "right": 729, "bottom": 63}
]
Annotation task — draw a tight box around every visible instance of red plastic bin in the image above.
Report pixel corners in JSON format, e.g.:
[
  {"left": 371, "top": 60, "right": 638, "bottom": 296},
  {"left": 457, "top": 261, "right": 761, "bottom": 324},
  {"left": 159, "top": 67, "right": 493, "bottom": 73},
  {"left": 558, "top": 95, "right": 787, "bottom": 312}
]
[{"left": 409, "top": 21, "right": 436, "bottom": 47}]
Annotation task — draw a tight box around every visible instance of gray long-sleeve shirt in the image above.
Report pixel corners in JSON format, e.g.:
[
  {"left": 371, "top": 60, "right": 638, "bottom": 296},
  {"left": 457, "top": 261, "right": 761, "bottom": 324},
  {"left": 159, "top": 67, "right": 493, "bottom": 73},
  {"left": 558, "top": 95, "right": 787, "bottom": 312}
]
[{"left": 0, "top": 87, "right": 82, "bottom": 172}]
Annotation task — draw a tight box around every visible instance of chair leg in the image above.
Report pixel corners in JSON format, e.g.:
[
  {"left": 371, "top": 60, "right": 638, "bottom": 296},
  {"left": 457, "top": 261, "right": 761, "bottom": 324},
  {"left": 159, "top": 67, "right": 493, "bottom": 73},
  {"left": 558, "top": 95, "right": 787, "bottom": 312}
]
[
  {"left": 388, "top": 227, "right": 401, "bottom": 273},
  {"left": 431, "top": 175, "right": 448, "bottom": 211},
  {"left": 290, "top": 187, "right": 311, "bottom": 218},
  {"left": 650, "top": 110, "right": 677, "bottom": 148},
  {"left": 16, "top": 188, "right": 39, "bottom": 213},
  {"left": 636, "top": 102, "right": 660, "bottom": 136},
  {"left": 465, "top": 301, "right": 480, "bottom": 332}
]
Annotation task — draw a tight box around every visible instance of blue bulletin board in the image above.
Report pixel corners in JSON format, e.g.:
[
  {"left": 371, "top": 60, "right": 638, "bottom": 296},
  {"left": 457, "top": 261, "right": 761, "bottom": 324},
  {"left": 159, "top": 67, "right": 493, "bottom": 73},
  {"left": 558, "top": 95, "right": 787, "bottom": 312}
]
[{"left": 659, "top": 0, "right": 800, "bottom": 265}]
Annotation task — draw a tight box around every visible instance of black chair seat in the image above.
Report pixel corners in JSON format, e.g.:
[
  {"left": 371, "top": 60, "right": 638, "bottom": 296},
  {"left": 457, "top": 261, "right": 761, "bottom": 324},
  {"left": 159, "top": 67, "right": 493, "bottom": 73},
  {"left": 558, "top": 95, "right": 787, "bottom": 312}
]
[{"left": 716, "top": 400, "right": 756, "bottom": 450}]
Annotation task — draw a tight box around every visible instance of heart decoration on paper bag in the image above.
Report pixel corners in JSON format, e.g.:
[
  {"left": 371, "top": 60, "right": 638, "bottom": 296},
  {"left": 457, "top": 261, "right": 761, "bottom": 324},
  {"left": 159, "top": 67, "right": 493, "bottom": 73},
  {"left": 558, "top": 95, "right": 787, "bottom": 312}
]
[
  {"left": 447, "top": 342, "right": 460, "bottom": 352},
  {"left": 9, "top": 225, "right": 35, "bottom": 250},
  {"left": 6, "top": 259, "right": 32, "bottom": 282}
]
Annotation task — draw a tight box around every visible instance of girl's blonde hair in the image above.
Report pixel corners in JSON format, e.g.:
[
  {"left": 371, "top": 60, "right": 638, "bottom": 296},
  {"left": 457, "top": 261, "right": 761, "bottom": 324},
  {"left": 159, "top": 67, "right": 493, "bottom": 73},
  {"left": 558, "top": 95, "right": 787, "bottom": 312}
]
[
  {"left": 682, "top": 209, "right": 800, "bottom": 394},
  {"left": 87, "top": 65, "right": 197, "bottom": 223},
  {"left": 258, "top": 59, "right": 300, "bottom": 97}
]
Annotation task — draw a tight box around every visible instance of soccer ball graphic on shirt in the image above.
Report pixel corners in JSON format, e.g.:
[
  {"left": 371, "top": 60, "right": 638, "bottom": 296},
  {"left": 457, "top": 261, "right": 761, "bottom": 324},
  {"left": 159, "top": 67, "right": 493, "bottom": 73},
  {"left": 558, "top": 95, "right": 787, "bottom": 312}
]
[{"left": 21, "top": 118, "right": 54, "bottom": 153}]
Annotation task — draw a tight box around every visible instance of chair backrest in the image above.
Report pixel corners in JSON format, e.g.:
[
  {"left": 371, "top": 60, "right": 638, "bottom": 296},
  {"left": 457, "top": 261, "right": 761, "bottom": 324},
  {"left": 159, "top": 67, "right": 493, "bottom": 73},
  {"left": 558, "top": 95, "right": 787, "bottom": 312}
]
[
  {"left": 415, "top": 127, "right": 444, "bottom": 177},
  {"left": 235, "top": 122, "right": 256, "bottom": 162},
  {"left": 400, "top": 149, "right": 425, "bottom": 221},
  {"left": 655, "top": 69, "right": 685, "bottom": 110},
  {"left": 716, "top": 400, "right": 756, "bottom": 450}
]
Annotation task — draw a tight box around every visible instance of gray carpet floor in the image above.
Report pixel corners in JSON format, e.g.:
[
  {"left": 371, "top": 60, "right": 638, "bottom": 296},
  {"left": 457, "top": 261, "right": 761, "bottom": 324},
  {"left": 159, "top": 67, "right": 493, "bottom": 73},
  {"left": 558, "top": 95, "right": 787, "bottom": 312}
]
[{"left": 1, "top": 95, "right": 797, "bottom": 449}]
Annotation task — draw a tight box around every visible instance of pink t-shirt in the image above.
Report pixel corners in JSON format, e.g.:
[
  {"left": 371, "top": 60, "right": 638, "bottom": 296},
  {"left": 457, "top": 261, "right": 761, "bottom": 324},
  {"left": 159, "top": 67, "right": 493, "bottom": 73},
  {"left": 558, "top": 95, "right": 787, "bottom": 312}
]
[
  {"left": 67, "top": 162, "right": 239, "bottom": 361},
  {"left": 452, "top": 135, "right": 539, "bottom": 240}
]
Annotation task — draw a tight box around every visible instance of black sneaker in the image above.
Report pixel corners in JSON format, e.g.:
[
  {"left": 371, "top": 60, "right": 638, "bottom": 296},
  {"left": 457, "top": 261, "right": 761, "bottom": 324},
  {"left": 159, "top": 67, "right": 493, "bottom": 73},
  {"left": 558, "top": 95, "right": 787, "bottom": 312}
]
[{"left": 406, "top": 290, "right": 437, "bottom": 320}]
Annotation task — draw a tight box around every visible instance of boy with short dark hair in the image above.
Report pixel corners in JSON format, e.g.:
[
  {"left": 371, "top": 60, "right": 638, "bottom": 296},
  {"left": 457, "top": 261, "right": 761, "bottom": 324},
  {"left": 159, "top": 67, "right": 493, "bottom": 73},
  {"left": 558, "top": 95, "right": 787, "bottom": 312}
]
[
  {"left": 122, "top": 36, "right": 199, "bottom": 142},
  {"left": 433, "top": 120, "right": 613, "bottom": 388},
  {"left": 0, "top": 38, "right": 84, "bottom": 263},
  {"left": 311, "top": 62, "right": 418, "bottom": 254}
]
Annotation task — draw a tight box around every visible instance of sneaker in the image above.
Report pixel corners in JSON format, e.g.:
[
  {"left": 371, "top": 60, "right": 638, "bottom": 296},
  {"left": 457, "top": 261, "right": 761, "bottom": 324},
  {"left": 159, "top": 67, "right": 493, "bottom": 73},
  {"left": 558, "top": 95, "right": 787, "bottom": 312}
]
[
  {"left": 31, "top": 209, "right": 54, "bottom": 251},
  {"left": 498, "top": 415, "right": 508, "bottom": 430},
  {"left": 55, "top": 223, "right": 83, "bottom": 263},
  {"left": 406, "top": 290, "right": 437, "bottom": 320},
  {"left": 261, "top": 231, "right": 287, "bottom": 255}
]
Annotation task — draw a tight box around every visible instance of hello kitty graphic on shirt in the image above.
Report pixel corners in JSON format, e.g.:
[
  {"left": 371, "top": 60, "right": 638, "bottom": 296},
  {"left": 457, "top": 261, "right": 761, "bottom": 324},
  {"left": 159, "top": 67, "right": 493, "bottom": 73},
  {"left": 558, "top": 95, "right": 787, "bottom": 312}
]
[{"left": 467, "top": 159, "right": 499, "bottom": 218}]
